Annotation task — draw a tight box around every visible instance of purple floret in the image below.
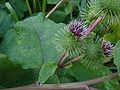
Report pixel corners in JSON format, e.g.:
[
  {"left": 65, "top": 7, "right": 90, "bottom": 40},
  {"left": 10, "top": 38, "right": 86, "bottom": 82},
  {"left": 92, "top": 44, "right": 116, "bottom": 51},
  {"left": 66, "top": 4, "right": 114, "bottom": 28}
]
[
  {"left": 68, "top": 20, "right": 86, "bottom": 38},
  {"left": 102, "top": 40, "right": 114, "bottom": 57}
]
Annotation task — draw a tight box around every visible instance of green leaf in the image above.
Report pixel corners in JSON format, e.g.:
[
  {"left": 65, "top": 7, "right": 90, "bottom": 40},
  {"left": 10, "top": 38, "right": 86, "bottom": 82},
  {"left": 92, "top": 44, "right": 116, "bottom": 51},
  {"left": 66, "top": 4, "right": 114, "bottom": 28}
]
[
  {"left": 67, "top": 62, "right": 107, "bottom": 81},
  {"left": 0, "top": 10, "right": 15, "bottom": 37},
  {"left": 104, "top": 33, "right": 119, "bottom": 44},
  {"left": 104, "top": 24, "right": 120, "bottom": 44},
  {"left": 0, "top": 54, "right": 38, "bottom": 88},
  {"left": 57, "top": 68, "right": 77, "bottom": 83},
  {"left": 38, "top": 62, "right": 58, "bottom": 84},
  {"left": 49, "top": 10, "right": 67, "bottom": 23},
  {"left": 45, "top": 74, "right": 60, "bottom": 84},
  {"left": 113, "top": 40, "right": 120, "bottom": 75},
  {"left": 67, "top": 61, "right": 113, "bottom": 89},
  {"left": 0, "top": 13, "right": 65, "bottom": 69},
  {"left": 0, "top": 0, "right": 5, "bottom": 4}
]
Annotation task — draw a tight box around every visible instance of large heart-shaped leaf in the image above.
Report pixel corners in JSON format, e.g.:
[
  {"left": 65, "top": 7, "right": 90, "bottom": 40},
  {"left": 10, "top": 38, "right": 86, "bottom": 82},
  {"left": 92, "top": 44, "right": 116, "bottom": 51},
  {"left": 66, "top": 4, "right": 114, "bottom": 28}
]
[{"left": 0, "top": 13, "right": 65, "bottom": 69}]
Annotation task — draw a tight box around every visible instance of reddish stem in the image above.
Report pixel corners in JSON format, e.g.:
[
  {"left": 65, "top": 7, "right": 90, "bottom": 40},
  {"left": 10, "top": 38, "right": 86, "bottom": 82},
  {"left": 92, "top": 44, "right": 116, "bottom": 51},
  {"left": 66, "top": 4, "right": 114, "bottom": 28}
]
[{"left": 86, "top": 17, "right": 103, "bottom": 35}]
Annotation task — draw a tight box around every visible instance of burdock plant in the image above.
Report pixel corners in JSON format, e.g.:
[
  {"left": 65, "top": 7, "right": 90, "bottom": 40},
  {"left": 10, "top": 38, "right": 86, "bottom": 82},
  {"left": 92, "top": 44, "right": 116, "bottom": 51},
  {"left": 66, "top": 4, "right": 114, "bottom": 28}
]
[{"left": 54, "top": 17, "right": 112, "bottom": 69}]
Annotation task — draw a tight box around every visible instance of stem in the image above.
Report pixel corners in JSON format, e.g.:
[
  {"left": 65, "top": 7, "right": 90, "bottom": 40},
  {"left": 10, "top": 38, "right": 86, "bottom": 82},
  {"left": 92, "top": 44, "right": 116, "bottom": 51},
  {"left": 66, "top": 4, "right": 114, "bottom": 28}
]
[
  {"left": 33, "top": 0, "right": 36, "bottom": 12},
  {"left": 26, "top": 0, "right": 32, "bottom": 15},
  {"left": 62, "top": 54, "right": 85, "bottom": 67},
  {"left": 59, "top": 54, "right": 69, "bottom": 67},
  {"left": 42, "top": 0, "right": 47, "bottom": 14},
  {"left": 46, "top": 0, "right": 66, "bottom": 18},
  {"left": 86, "top": 17, "right": 103, "bottom": 35},
  {"left": 58, "top": 51, "right": 66, "bottom": 64},
  {"left": 7, "top": 73, "right": 119, "bottom": 90}
]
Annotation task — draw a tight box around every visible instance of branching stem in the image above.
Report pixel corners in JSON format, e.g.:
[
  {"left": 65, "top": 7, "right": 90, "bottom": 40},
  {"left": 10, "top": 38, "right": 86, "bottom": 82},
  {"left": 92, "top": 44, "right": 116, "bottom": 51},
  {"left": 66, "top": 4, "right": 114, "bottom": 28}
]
[
  {"left": 62, "top": 54, "right": 85, "bottom": 67},
  {"left": 7, "top": 73, "right": 119, "bottom": 90},
  {"left": 59, "top": 53, "right": 69, "bottom": 67}
]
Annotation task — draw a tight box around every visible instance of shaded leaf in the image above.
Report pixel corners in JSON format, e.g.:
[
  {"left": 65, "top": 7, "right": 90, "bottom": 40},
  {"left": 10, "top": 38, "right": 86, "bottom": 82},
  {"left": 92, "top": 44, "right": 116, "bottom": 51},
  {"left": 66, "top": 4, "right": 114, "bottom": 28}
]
[
  {"left": 104, "top": 24, "right": 120, "bottom": 44},
  {"left": 114, "top": 40, "right": 120, "bottom": 75},
  {"left": 67, "top": 61, "right": 113, "bottom": 89},
  {"left": 49, "top": 10, "right": 67, "bottom": 23},
  {"left": 46, "top": 74, "right": 60, "bottom": 84},
  {"left": 0, "top": 54, "right": 38, "bottom": 88},
  {"left": 0, "top": 10, "right": 15, "bottom": 37}
]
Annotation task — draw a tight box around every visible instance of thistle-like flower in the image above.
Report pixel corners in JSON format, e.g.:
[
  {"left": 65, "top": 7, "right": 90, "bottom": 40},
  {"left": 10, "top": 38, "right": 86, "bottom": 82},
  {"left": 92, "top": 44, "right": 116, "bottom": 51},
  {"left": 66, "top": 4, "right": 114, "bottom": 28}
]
[
  {"left": 68, "top": 20, "right": 87, "bottom": 38},
  {"left": 54, "top": 20, "right": 88, "bottom": 58},
  {"left": 54, "top": 18, "right": 101, "bottom": 58},
  {"left": 54, "top": 26, "right": 84, "bottom": 58},
  {"left": 102, "top": 40, "right": 114, "bottom": 58}
]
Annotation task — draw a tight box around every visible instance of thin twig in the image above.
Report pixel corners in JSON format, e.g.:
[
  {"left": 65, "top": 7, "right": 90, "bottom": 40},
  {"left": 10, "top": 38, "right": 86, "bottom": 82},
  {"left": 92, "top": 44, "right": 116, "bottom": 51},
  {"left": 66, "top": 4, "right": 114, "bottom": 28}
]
[
  {"left": 46, "top": 0, "right": 66, "bottom": 18},
  {"left": 62, "top": 54, "right": 85, "bottom": 67},
  {"left": 81, "top": 17, "right": 103, "bottom": 40},
  {"left": 7, "top": 73, "right": 119, "bottom": 90},
  {"left": 59, "top": 54, "right": 69, "bottom": 67},
  {"left": 58, "top": 51, "right": 66, "bottom": 64}
]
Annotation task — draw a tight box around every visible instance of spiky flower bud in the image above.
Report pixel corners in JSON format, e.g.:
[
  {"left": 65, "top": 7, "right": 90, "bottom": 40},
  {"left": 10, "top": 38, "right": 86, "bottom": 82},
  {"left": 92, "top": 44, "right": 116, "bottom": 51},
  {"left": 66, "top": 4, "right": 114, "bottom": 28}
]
[
  {"left": 68, "top": 20, "right": 87, "bottom": 38},
  {"left": 81, "top": 38, "right": 105, "bottom": 70},
  {"left": 102, "top": 40, "right": 114, "bottom": 58},
  {"left": 81, "top": 0, "right": 120, "bottom": 25},
  {"left": 54, "top": 26, "right": 84, "bottom": 58}
]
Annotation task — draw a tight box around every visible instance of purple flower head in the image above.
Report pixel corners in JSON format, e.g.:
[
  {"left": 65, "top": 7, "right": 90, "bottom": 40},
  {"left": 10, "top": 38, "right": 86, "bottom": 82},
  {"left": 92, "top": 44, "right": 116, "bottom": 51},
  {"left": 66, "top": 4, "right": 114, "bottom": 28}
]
[
  {"left": 68, "top": 20, "right": 87, "bottom": 38},
  {"left": 102, "top": 40, "right": 114, "bottom": 58}
]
